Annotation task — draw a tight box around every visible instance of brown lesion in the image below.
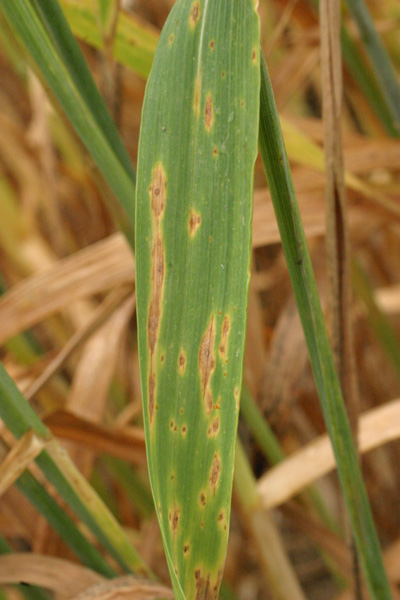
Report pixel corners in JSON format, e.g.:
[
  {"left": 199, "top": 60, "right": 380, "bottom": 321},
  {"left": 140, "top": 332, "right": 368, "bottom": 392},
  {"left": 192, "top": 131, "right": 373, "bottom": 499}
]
[
  {"left": 199, "top": 491, "right": 206, "bottom": 507},
  {"left": 204, "top": 94, "right": 214, "bottom": 131},
  {"left": 147, "top": 164, "right": 167, "bottom": 425},
  {"left": 207, "top": 417, "right": 220, "bottom": 438},
  {"left": 209, "top": 453, "right": 221, "bottom": 494},
  {"left": 150, "top": 163, "right": 167, "bottom": 219},
  {"left": 178, "top": 350, "right": 186, "bottom": 374},
  {"left": 189, "top": 2, "right": 200, "bottom": 28},
  {"left": 218, "top": 315, "right": 230, "bottom": 358},
  {"left": 217, "top": 510, "right": 227, "bottom": 531},
  {"left": 194, "top": 75, "right": 201, "bottom": 117},
  {"left": 169, "top": 505, "right": 180, "bottom": 537},
  {"left": 252, "top": 48, "right": 257, "bottom": 64},
  {"left": 199, "top": 316, "right": 216, "bottom": 414},
  {"left": 189, "top": 209, "right": 201, "bottom": 237},
  {"left": 194, "top": 568, "right": 223, "bottom": 600}
]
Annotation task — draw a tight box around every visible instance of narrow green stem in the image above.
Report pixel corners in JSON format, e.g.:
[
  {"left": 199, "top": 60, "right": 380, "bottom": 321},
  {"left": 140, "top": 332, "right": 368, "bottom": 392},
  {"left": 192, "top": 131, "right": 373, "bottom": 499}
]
[{"left": 258, "top": 49, "right": 391, "bottom": 599}]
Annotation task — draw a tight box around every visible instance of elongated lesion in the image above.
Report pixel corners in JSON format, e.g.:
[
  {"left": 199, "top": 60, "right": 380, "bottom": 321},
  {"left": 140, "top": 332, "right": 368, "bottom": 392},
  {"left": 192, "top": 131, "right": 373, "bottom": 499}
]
[
  {"left": 199, "top": 316, "right": 216, "bottom": 415},
  {"left": 147, "top": 163, "right": 167, "bottom": 425}
]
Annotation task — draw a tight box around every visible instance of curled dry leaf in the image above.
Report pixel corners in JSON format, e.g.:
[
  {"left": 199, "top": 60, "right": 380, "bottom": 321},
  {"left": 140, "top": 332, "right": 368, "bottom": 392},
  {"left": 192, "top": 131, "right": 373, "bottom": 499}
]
[
  {"left": 71, "top": 576, "right": 174, "bottom": 600},
  {"left": 258, "top": 397, "right": 400, "bottom": 510},
  {"left": 0, "top": 553, "right": 103, "bottom": 597}
]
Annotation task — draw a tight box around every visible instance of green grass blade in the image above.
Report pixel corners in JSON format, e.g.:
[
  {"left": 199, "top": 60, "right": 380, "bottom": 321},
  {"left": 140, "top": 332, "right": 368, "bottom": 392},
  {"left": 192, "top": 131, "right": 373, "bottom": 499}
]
[
  {"left": 0, "top": 362, "right": 145, "bottom": 574},
  {"left": 344, "top": 0, "right": 400, "bottom": 135},
  {"left": 352, "top": 261, "right": 400, "bottom": 381},
  {"left": 15, "top": 471, "right": 115, "bottom": 577},
  {"left": 0, "top": 0, "right": 136, "bottom": 245},
  {"left": 136, "top": 2, "right": 260, "bottom": 598},
  {"left": 59, "top": 0, "right": 157, "bottom": 79},
  {"left": 308, "top": 0, "right": 399, "bottom": 137},
  {"left": 259, "top": 51, "right": 391, "bottom": 599}
]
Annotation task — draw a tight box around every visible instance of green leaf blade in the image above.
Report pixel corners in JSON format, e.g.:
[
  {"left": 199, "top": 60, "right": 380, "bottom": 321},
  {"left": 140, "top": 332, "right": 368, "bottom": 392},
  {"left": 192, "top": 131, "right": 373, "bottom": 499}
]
[{"left": 136, "top": 2, "right": 260, "bottom": 598}]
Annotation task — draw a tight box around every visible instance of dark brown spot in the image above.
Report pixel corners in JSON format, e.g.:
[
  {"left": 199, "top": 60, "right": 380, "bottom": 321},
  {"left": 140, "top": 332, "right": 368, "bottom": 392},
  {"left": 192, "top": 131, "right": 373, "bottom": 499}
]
[
  {"left": 189, "top": 209, "right": 202, "bottom": 237},
  {"left": 218, "top": 511, "right": 224, "bottom": 522},
  {"left": 179, "top": 351, "right": 186, "bottom": 373},
  {"left": 194, "top": 568, "right": 221, "bottom": 600},
  {"left": 199, "top": 316, "right": 216, "bottom": 415},
  {"left": 207, "top": 417, "right": 220, "bottom": 437},
  {"left": 150, "top": 163, "right": 166, "bottom": 218},
  {"left": 160, "top": 354, "right": 165, "bottom": 364},
  {"left": 170, "top": 419, "right": 174, "bottom": 430},
  {"left": 184, "top": 544, "right": 190, "bottom": 555},
  {"left": 218, "top": 315, "right": 230, "bottom": 358},
  {"left": 182, "top": 425, "right": 187, "bottom": 435},
  {"left": 209, "top": 40, "right": 214, "bottom": 50},
  {"left": 222, "top": 71, "right": 226, "bottom": 78},
  {"left": 171, "top": 473, "right": 175, "bottom": 480},
  {"left": 213, "top": 146, "right": 218, "bottom": 157},
  {"left": 189, "top": 2, "right": 200, "bottom": 28},
  {"left": 200, "top": 521, "right": 204, "bottom": 528},
  {"left": 210, "top": 454, "right": 221, "bottom": 493},
  {"left": 204, "top": 94, "right": 214, "bottom": 131},
  {"left": 252, "top": 48, "right": 257, "bottom": 63},
  {"left": 199, "top": 492, "right": 206, "bottom": 507},
  {"left": 169, "top": 506, "right": 180, "bottom": 537}
]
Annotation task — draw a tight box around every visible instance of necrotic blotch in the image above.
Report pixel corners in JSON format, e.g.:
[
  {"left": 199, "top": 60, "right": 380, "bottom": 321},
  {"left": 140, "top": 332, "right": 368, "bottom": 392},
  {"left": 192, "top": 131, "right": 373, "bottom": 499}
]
[
  {"left": 209, "top": 453, "right": 221, "bottom": 493},
  {"left": 189, "top": 1, "right": 200, "bottom": 28},
  {"left": 199, "top": 316, "right": 216, "bottom": 414},
  {"left": 169, "top": 505, "right": 180, "bottom": 537},
  {"left": 194, "top": 569, "right": 222, "bottom": 600},
  {"left": 207, "top": 417, "right": 220, "bottom": 437},
  {"left": 179, "top": 351, "right": 186, "bottom": 373},
  {"left": 147, "top": 164, "right": 167, "bottom": 424},
  {"left": 189, "top": 209, "right": 201, "bottom": 237},
  {"left": 204, "top": 94, "right": 214, "bottom": 131},
  {"left": 218, "top": 315, "right": 230, "bottom": 358}
]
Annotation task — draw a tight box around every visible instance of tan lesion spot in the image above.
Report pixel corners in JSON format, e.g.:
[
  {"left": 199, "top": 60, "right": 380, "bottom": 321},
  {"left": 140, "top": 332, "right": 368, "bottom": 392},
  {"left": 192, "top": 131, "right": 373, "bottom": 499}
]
[
  {"left": 209, "top": 453, "right": 221, "bottom": 494},
  {"left": 149, "top": 163, "right": 167, "bottom": 219},
  {"left": 183, "top": 543, "right": 190, "bottom": 556},
  {"left": 169, "top": 505, "right": 180, "bottom": 537},
  {"left": 252, "top": 48, "right": 257, "bottom": 64},
  {"left": 194, "top": 568, "right": 222, "bottom": 600},
  {"left": 218, "top": 315, "right": 230, "bottom": 358},
  {"left": 235, "top": 387, "right": 240, "bottom": 409},
  {"left": 189, "top": 209, "right": 202, "bottom": 237},
  {"left": 194, "top": 74, "right": 201, "bottom": 117},
  {"left": 181, "top": 425, "right": 187, "bottom": 436},
  {"left": 213, "top": 146, "right": 218, "bottom": 158},
  {"left": 147, "top": 163, "right": 167, "bottom": 425},
  {"left": 179, "top": 351, "right": 186, "bottom": 374},
  {"left": 189, "top": 1, "right": 200, "bottom": 28},
  {"left": 169, "top": 33, "right": 174, "bottom": 45},
  {"left": 209, "top": 40, "right": 215, "bottom": 50},
  {"left": 204, "top": 93, "right": 214, "bottom": 131},
  {"left": 199, "top": 316, "right": 216, "bottom": 415},
  {"left": 217, "top": 510, "right": 227, "bottom": 531},
  {"left": 148, "top": 373, "right": 156, "bottom": 424},
  {"left": 207, "top": 417, "right": 220, "bottom": 438},
  {"left": 199, "top": 491, "right": 206, "bottom": 507}
]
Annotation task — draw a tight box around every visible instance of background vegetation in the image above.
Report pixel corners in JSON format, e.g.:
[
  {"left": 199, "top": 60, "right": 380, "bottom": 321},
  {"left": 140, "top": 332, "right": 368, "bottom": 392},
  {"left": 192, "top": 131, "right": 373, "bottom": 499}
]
[{"left": 0, "top": 0, "right": 400, "bottom": 598}]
